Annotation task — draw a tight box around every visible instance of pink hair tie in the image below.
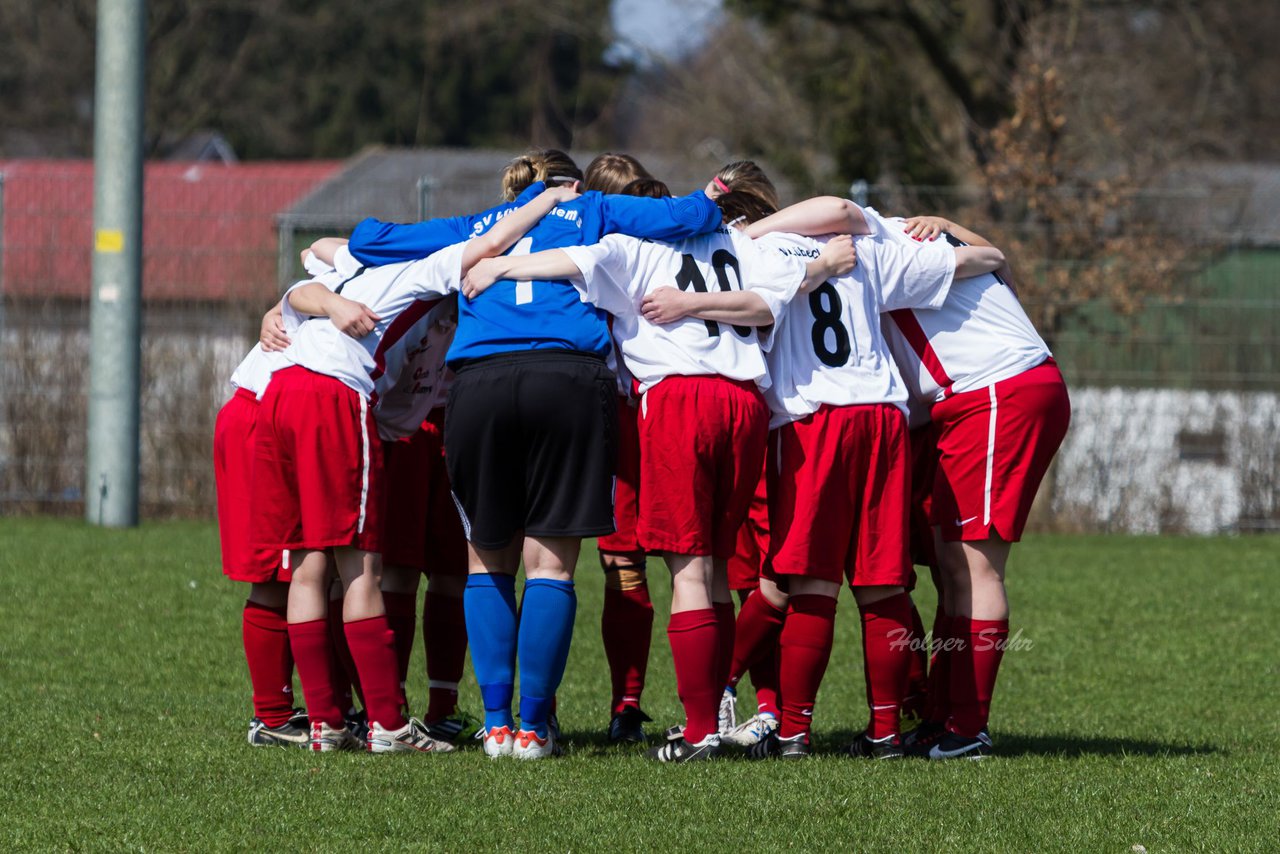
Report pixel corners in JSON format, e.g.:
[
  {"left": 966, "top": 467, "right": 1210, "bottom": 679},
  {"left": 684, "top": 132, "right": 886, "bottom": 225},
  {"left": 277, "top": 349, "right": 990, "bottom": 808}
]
[{"left": 713, "top": 176, "right": 732, "bottom": 195}]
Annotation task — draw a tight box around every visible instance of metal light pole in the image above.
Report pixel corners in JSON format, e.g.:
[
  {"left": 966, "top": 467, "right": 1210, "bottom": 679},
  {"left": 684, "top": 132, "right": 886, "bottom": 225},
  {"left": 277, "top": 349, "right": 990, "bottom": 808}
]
[{"left": 86, "top": 0, "right": 146, "bottom": 527}]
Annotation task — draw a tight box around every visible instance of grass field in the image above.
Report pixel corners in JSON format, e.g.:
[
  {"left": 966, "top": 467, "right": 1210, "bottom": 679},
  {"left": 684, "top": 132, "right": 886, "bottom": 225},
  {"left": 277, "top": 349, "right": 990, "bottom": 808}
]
[{"left": 2, "top": 518, "right": 1277, "bottom": 851}]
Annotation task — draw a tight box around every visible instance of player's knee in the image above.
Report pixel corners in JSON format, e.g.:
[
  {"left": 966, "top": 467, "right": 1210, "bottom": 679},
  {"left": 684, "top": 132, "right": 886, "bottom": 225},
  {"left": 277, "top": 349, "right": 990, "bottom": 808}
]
[{"left": 604, "top": 564, "right": 647, "bottom": 591}]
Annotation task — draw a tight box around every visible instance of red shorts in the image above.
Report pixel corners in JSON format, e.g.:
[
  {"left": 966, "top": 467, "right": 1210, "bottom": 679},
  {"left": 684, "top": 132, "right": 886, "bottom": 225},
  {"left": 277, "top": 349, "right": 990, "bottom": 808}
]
[
  {"left": 767, "top": 403, "right": 912, "bottom": 587},
  {"left": 597, "top": 395, "right": 643, "bottom": 556},
  {"left": 931, "top": 359, "right": 1071, "bottom": 542},
  {"left": 908, "top": 424, "right": 939, "bottom": 571},
  {"left": 636, "top": 376, "right": 769, "bottom": 559},
  {"left": 727, "top": 460, "right": 769, "bottom": 590},
  {"left": 381, "top": 409, "right": 468, "bottom": 574},
  {"left": 213, "top": 389, "right": 290, "bottom": 583},
  {"left": 251, "top": 366, "right": 384, "bottom": 553}
]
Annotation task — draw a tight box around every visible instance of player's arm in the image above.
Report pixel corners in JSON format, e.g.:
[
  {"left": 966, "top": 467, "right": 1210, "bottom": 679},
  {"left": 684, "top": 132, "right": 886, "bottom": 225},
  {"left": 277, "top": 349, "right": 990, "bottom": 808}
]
[
  {"left": 459, "top": 184, "right": 580, "bottom": 273},
  {"left": 642, "top": 235, "right": 856, "bottom": 324},
  {"left": 904, "top": 215, "right": 1018, "bottom": 289},
  {"left": 305, "top": 237, "right": 349, "bottom": 267},
  {"left": 745, "top": 197, "right": 872, "bottom": 240},
  {"left": 462, "top": 249, "right": 581, "bottom": 300},
  {"left": 259, "top": 300, "right": 291, "bottom": 351},
  {"left": 286, "top": 283, "right": 381, "bottom": 338},
  {"left": 599, "top": 190, "right": 722, "bottom": 241}
]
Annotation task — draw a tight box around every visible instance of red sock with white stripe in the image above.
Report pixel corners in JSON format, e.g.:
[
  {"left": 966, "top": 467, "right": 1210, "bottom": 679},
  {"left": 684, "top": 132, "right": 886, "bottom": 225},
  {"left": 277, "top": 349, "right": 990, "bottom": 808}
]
[
  {"left": 344, "top": 616, "right": 407, "bottom": 731},
  {"left": 748, "top": 647, "right": 781, "bottom": 718},
  {"left": 287, "top": 619, "right": 345, "bottom": 728},
  {"left": 242, "top": 601, "right": 295, "bottom": 727},
  {"left": 601, "top": 582, "right": 654, "bottom": 713},
  {"left": 713, "top": 601, "right": 736, "bottom": 692},
  {"left": 947, "top": 617, "right": 1008, "bottom": 737},
  {"left": 667, "top": 609, "right": 720, "bottom": 743},
  {"left": 777, "top": 594, "right": 837, "bottom": 739},
  {"left": 858, "top": 591, "right": 914, "bottom": 740},
  {"left": 382, "top": 591, "right": 417, "bottom": 689},
  {"left": 423, "top": 590, "right": 468, "bottom": 721},
  {"left": 728, "top": 588, "right": 786, "bottom": 687}
]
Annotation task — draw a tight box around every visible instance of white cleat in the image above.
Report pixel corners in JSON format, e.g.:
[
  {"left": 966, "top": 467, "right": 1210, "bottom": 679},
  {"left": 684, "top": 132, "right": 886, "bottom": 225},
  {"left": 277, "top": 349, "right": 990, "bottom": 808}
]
[
  {"left": 717, "top": 687, "right": 738, "bottom": 735},
  {"left": 723, "top": 712, "right": 779, "bottom": 747},
  {"left": 512, "top": 728, "right": 560, "bottom": 760},
  {"left": 367, "top": 717, "right": 456, "bottom": 754},
  {"left": 482, "top": 725, "right": 515, "bottom": 758},
  {"left": 309, "top": 721, "right": 363, "bottom": 752}
]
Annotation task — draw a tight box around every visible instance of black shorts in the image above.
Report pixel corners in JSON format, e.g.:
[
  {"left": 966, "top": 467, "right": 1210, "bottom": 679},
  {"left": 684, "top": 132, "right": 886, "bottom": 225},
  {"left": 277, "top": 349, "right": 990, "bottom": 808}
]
[{"left": 444, "top": 350, "right": 619, "bottom": 550}]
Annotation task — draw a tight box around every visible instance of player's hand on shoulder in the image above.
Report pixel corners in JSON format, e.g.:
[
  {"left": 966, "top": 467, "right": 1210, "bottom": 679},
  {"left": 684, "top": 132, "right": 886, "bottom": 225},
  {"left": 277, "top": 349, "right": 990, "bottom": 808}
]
[
  {"left": 463, "top": 258, "right": 505, "bottom": 299},
  {"left": 902, "top": 216, "right": 951, "bottom": 241},
  {"left": 821, "top": 234, "right": 857, "bottom": 277},
  {"left": 328, "top": 296, "right": 381, "bottom": 338},
  {"left": 260, "top": 302, "right": 291, "bottom": 352},
  {"left": 641, "top": 286, "right": 692, "bottom": 325},
  {"left": 543, "top": 181, "right": 581, "bottom": 206}
]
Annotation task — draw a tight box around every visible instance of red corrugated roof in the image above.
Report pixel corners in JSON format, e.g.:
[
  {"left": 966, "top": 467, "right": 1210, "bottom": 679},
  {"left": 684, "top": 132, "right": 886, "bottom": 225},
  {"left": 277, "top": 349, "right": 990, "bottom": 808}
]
[{"left": 0, "top": 159, "right": 341, "bottom": 301}]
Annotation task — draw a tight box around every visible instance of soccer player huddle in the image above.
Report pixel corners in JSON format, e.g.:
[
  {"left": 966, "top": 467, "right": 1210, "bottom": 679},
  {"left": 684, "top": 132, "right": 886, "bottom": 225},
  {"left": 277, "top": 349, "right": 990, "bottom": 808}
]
[{"left": 213, "top": 149, "right": 1070, "bottom": 762}]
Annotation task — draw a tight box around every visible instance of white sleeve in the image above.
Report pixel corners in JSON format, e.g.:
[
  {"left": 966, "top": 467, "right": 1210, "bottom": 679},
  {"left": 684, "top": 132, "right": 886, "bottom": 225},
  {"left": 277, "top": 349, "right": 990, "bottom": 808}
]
[
  {"left": 333, "top": 245, "right": 363, "bottom": 279},
  {"left": 560, "top": 235, "right": 642, "bottom": 317},
  {"left": 869, "top": 237, "right": 956, "bottom": 312},
  {"left": 303, "top": 251, "right": 336, "bottom": 278},
  {"left": 279, "top": 267, "right": 348, "bottom": 331},
  {"left": 743, "top": 232, "right": 806, "bottom": 322},
  {"left": 404, "top": 241, "right": 466, "bottom": 298}
]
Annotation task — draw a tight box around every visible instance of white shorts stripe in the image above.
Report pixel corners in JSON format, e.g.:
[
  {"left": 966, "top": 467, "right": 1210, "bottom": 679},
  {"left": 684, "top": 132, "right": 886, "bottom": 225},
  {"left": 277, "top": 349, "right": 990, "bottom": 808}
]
[
  {"left": 984, "top": 385, "right": 998, "bottom": 526},
  {"left": 357, "top": 395, "right": 371, "bottom": 534},
  {"left": 450, "top": 490, "right": 473, "bottom": 541}
]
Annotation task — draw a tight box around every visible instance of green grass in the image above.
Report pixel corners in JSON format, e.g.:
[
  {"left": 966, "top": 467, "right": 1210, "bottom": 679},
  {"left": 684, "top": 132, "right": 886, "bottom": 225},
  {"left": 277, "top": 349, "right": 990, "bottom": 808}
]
[{"left": 1, "top": 519, "right": 1277, "bottom": 852}]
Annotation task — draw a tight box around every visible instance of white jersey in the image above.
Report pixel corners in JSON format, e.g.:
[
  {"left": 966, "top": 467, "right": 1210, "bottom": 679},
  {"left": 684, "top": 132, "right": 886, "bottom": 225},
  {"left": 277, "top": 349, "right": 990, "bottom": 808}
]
[
  {"left": 870, "top": 208, "right": 1051, "bottom": 405},
  {"left": 758, "top": 231, "right": 955, "bottom": 428},
  {"left": 228, "top": 259, "right": 355, "bottom": 398},
  {"left": 280, "top": 243, "right": 464, "bottom": 439},
  {"left": 561, "top": 229, "right": 806, "bottom": 393}
]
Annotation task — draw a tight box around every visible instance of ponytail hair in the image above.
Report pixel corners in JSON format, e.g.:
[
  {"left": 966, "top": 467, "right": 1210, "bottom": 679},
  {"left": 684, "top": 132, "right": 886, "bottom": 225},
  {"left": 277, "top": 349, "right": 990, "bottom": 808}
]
[
  {"left": 711, "top": 160, "right": 781, "bottom": 213},
  {"left": 501, "top": 148, "right": 584, "bottom": 201},
  {"left": 714, "top": 190, "right": 778, "bottom": 226}
]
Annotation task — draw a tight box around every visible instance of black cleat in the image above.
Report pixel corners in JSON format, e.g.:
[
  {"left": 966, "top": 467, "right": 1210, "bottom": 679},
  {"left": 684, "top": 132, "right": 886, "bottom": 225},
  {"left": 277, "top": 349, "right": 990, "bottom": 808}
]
[
  {"left": 608, "top": 705, "right": 653, "bottom": 744},
  {"left": 247, "top": 715, "right": 310, "bottom": 748},
  {"left": 847, "top": 732, "right": 905, "bottom": 760},
  {"left": 902, "top": 720, "right": 946, "bottom": 749},
  {"left": 747, "top": 732, "right": 811, "bottom": 760},
  {"left": 908, "top": 730, "right": 992, "bottom": 760}
]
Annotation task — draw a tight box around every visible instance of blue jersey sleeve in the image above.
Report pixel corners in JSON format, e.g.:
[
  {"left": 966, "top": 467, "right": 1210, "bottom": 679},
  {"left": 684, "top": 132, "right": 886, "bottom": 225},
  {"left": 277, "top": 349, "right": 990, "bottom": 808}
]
[
  {"left": 346, "top": 183, "right": 547, "bottom": 265},
  {"left": 597, "top": 190, "right": 721, "bottom": 242}
]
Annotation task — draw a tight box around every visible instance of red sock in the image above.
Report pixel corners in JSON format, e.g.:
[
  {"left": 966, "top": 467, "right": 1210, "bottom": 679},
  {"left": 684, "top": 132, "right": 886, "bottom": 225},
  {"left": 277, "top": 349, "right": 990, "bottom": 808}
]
[
  {"left": 713, "top": 601, "right": 736, "bottom": 692},
  {"left": 382, "top": 591, "right": 417, "bottom": 689},
  {"left": 423, "top": 590, "right": 468, "bottom": 721},
  {"left": 902, "top": 600, "right": 929, "bottom": 719},
  {"left": 667, "top": 609, "right": 719, "bottom": 743},
  {"left": 947, "top": 617, "right": 1008, "bottom": 737},
  {"left": 859, "top": 591, "right": 914, "bottom": 740},
  {"left": 344, "top": 616, "right": 407, "bottom": 731},
  {"left": 777, "top": 594, "right": 837, "bottom": 739},
  {"left": 288, "top": 619, "right": 344, "bottom": 728},
  {"left": 748, "top": 648, "right": 780, "bottom": 718},
  {"left": 328, "top": 603, "right": 361, "bottom": 712},
  {"left": 242, "top": 601, "right": 295, "bottom": 727},
  {"left": 601, "top": 582, "right": 654, "bottom": 712},
  {"left": 923, "top": 611, "right": 954, "bottom": 725},
  {"left": 728, "top": 589, "right": 786, "bottom": 686}
]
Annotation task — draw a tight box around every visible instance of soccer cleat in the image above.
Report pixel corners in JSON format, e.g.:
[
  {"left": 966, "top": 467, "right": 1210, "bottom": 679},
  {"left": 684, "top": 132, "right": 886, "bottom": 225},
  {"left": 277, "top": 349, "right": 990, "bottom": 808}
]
[
  {"left": 747, "top": 731, "right": 811, "bottom": 760},
  {"left": 722, "top": 712, "right": 779, "bottom": 747},
  {"left": 513, "top": 727, "right": 561, "bottom": 760},
  {"left": 902, "top": 720, "right": 946, "bottom": 749},
  {"left": 423, "top": 709, "right": 481, "bottom": 743},
  {"left": 910, "top": 730, "right": 993, "bottom": 760},
  {"left": 344, "top": 709, "right": 370, "bottom": 743},
  {"left": 481, "top": 725, "right": 515, "bottom": 758},
  {"left": 717, "top": 687, "right": 738, "bottom": 734},
  {"left": 309, "top": 720, "right": 363, "bottom": 752},
  {"left": 847, "top": 731, "right": 905, "bottom": 760},
  {"left": 608, "top": 705, "right": 653, "bottom": 744},
  {"left": 247, "top": 716, "right": 310, "bottom": 748},
  {"left": 647, "top": 733, "right": 722, "bottom": 763},
  {"left": 367, "top": 717, "right": 456, "bottom": 754},
  {"left": 663, "top": 724, "right": 685, "bottom": 742}
]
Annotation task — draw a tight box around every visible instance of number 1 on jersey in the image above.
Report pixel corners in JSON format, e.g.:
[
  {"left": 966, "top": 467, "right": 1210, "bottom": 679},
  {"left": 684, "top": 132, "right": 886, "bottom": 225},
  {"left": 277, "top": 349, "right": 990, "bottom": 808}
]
[{"left": 510, "top": 237, "right": 534, "bottom": 305}]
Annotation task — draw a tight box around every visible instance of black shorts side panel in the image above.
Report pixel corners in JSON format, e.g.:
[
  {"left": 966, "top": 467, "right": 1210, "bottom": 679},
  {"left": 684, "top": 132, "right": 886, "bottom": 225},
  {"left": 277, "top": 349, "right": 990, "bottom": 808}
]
[{"left": 445, "top": 353, "right": 618, "bottom": 549}]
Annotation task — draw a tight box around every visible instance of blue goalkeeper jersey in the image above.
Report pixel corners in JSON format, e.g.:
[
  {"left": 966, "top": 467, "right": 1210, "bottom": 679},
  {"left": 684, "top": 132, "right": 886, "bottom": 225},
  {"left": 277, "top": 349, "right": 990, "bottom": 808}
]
[{"left": 347, "top": 184, "right": 722, "bottom": 363}]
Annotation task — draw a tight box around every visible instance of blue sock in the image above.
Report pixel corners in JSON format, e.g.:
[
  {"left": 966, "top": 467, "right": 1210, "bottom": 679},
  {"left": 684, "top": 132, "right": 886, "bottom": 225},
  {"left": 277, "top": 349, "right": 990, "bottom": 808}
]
[
  {"left": 517, "top": 578, "right": 577, "bottom": 737},
  {"left": 464, "top": 573, "right": 517, "bottom": 732}
]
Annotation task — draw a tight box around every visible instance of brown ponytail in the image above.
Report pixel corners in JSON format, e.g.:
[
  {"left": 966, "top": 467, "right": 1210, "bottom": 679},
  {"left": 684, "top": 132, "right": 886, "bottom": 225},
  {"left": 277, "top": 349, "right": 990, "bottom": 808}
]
[
  {"left": 714, "top": 190, "right": 778, "bottom": 226},
  {"left": 500, "top": 148, "right": 584, "bottom": 201},
  {"left": 711, "top": 160, "right": 781, "bottom": 212}
]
